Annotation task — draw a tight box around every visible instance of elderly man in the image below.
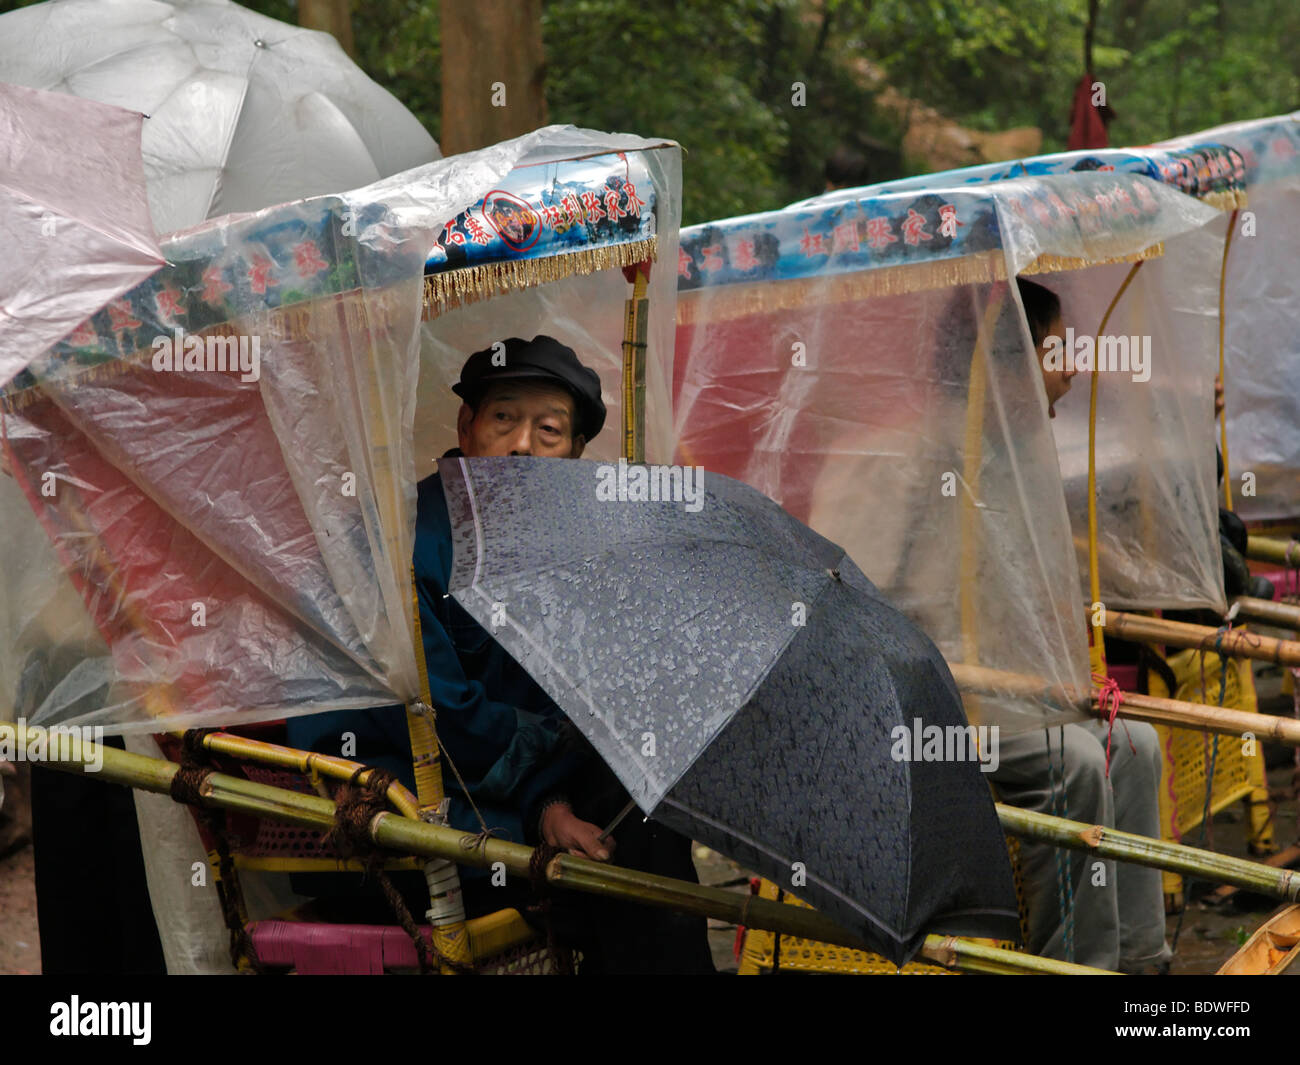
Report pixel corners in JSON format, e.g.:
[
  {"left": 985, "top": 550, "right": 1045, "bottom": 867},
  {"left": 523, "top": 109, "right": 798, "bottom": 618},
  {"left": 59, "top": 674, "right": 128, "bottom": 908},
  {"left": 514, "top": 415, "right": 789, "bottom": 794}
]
[{"left": 289, "top": 335, "right": 714, "bottom": 974}]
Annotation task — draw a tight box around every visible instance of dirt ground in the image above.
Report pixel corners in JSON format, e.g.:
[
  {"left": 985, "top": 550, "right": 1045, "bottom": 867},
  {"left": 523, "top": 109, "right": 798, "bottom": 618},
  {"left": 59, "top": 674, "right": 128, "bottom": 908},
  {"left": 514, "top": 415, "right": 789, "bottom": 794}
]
[
  {"left": 0, "top": 843, "right": 39, "bottom": 974},
  {"left": 2, "top": 666, "right": 1296, "bottom": 976}
]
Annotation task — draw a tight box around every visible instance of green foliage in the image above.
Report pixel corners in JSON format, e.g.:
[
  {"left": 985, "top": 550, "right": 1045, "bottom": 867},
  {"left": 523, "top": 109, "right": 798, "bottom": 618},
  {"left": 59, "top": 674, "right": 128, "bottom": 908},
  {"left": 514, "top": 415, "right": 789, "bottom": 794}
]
[
  {"left": 847, "top": 0, "right": 1089, "bottom": 143},
  {"left": 1107, "top": 0, "right": 1300, "bottom": 143},
  {"left": 542, "top": 0, "right": 901, "bottom": 224},
  {"left": 543, "top": 0, "right": 785, "bottom": 223}
]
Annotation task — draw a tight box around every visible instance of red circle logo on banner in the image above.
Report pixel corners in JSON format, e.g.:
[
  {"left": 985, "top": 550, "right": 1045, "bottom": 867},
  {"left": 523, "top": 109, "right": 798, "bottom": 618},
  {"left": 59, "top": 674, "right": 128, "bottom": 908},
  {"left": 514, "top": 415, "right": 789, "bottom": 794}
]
[{"left": 481, "top": 191, "right": 542, "bottom": 252}]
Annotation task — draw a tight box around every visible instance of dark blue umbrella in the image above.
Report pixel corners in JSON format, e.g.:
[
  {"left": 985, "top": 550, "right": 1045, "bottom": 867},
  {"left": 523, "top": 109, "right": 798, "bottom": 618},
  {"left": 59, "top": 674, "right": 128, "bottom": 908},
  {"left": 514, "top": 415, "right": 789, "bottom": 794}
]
[{"left": 438, "top": 455, "right": 1019, "bottom": 963}]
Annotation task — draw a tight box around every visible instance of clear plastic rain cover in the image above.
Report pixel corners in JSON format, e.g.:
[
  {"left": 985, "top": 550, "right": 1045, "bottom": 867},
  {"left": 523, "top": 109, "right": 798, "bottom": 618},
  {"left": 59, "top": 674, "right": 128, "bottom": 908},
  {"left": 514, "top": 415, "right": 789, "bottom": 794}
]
[
  {"left": 813, "top": 139, "right": 1236, "bottom": 610},
  {"left": 0, "top": 125, "right": 681, "bottom": 735},
  {"left": 1046, "top": 221, "right": 1226, "bottom": 612},
  {"left": 1160, "top": 114, "right": 1300, "bottom": 523},
  {"left": 676, "top": 171, "right": 1218, "bottom": 732}
]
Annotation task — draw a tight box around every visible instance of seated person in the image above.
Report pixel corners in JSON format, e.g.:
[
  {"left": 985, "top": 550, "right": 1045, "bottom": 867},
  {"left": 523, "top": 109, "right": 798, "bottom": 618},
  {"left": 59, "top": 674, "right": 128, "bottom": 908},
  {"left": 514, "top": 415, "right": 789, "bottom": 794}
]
[
  {"left": 288, "top": 335, "right": 714, "bottom": 974},
  {"left": 991, "top": 279, "right": 1172, "bottom": 974}
]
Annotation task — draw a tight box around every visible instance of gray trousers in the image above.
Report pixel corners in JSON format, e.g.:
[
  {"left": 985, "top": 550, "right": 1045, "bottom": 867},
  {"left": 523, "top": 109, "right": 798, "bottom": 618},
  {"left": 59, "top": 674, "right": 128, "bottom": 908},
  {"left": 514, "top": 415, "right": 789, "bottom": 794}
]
[{"left": 991, "top": 719, "right": 1172, "bottom": 972}]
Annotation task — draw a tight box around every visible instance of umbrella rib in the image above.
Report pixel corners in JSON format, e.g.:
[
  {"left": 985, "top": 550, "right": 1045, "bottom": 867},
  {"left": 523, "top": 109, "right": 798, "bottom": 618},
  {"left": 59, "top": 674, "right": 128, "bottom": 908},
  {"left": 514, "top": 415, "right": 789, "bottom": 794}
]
[
  {"left": 195, "top": 81, "right": 251, "bottom": 224},
  {"left": 0, "top": 181, "right": 164, "bottom": 263}
]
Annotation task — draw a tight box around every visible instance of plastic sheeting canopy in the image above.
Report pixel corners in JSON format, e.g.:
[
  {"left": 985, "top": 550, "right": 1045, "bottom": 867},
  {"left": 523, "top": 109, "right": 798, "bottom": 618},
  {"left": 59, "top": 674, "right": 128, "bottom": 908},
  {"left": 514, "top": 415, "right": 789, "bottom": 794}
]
[
  {"left": 675, "top": 171, "right": 1219, "bottom": 731},
  {"left": 809, "top": 139, "right": 1241, "bottom": 610},
  {"left": 0, "top": 126, "right": 682, "bottom": 735},
  {"left": 1159, "top": 113, "right": 1300, "bottom": 523}
]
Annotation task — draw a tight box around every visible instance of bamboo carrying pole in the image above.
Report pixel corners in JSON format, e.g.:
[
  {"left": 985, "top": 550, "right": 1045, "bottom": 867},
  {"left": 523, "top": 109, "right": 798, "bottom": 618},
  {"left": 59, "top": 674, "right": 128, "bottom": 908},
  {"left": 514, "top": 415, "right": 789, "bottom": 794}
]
[
  {"left": 1231, "top": 596, "right": 1300, "bottom": 630},
  {"left": 997, "top": 803, "right": 1300, "bottom": 901},
  {"left": 1104, "top": 610, "right": 1300, "bottom": 668},
  {"left": 1104, "top": 688, "right": 1300, "bottom": 746},
  {"left": 947, "top": 661, "right": 1086, "bottom": 706},
  {"left": 916, "top": 935, "right": 1116, "bottom": 975},
  {"left": 0, "top": 721, "right": 1114, "bottom": 974},
  {"left": 1210, "top": 844, "right": 1300, "bottom": 907},
  {"left": 1217, "top": 209, "right": 1238, "bottom": 512},
  {"left": 946, "top": 660, "right": 1300, "bottom": 746},
  {"left": 197, "top": 730, "right": 421, "bottom": 820},
  {"left": 1246, "top": 535, "right": 1300, "bottom": 568}
]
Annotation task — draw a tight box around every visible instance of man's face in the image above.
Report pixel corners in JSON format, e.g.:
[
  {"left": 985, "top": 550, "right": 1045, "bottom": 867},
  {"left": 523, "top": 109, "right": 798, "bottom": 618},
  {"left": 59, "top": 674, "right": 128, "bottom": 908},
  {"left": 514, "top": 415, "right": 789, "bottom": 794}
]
[
  {"left": 1037, "top": 312, "right": 1080, "bottom": 419},
  {"left": 457, "top": 379, "right": 586, "bottom": 458}
]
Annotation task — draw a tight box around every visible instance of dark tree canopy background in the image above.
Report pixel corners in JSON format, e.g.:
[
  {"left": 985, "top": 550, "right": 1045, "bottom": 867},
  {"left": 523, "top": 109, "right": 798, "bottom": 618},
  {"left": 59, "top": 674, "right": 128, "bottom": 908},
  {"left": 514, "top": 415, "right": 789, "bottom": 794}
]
[{"left": 2, "top": 0, "right": 1297, "bottom": 224}]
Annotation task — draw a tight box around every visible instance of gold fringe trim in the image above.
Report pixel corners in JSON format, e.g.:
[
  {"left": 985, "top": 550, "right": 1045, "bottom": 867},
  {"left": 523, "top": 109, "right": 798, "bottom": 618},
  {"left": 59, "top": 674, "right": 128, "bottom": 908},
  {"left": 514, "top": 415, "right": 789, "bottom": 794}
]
[
  {"left": 1020, "top": 242, "right": 1165, "bottom": 278},
  {"left": 1200, "top": 188, "right": 1249, "bottom": 212},
  {"left": 677, "top": 252, "right": 1005, "bottom": 326},
  {"left": 2, "top": 236, "right": 659, "bottom": 410},
  {"left": 0, "top": 288, "right": 416, "bottom": 413},
  {"left": 676, "top": 243, "right": 1165, "bottom": 326},
  {"left": 422, "top": 236, "right": 658, "bottom": 320}
]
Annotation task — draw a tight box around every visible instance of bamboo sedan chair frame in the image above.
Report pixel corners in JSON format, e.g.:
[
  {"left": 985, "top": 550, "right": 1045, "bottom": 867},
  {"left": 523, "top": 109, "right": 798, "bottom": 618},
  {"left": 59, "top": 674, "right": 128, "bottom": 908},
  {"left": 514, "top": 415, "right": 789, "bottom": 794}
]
[
  {"left": 673, "top": 181, "right": 1195, "bottom": 975},
  {"left": 707, "top": 167, "right": 1285, "bottom": 974},
  {"left": 741, "top": 247, "right": 1213, "bottom": 977},
  {"left": 928, "top": 156, "right": 1285, "bottom": 902},
  {"left": 0, "top": 721, "right": 1119, "bottom": 975},
  {"left": 738, "top": 138, "right": 1289, "bottom": 970},
  {"left": 0, "top": 138, "right": 681, "bottom": 973},
  {"left": 1155, "top": 114, "right": 1300, "bottom": 544},
  {"left": 1076, "top": 241, "right": 1300, "bottom": 889}
]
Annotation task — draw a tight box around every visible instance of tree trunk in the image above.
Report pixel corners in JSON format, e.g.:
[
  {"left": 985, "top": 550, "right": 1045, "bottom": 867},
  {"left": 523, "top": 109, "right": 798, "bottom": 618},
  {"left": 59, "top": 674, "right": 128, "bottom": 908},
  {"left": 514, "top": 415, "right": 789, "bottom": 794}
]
[
  {"left": 299, "top": 0, "right": 356, "bottom": 60},
  {"left": 1084, "top": 0, "right": 1098, "bottom": 72},
  {"left": 439, "top": 0, "right": 547, "bottom": 157}
]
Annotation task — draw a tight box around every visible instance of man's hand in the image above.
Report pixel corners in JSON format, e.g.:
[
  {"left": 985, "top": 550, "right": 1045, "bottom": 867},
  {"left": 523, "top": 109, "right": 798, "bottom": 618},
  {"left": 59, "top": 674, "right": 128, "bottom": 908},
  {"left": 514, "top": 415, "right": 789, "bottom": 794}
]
[
  {"left": 1214, "top": 373, "right": 1225, "bottom": 419},
  {"left": 540, "top": 801, "right": 615, "bottom": 862}
]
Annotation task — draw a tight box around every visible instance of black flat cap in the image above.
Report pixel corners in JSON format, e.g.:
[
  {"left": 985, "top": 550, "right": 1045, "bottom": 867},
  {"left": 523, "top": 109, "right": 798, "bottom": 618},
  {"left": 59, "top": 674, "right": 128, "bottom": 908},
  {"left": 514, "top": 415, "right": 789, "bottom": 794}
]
[{"left": 452, "top": 335, "right": 607, "bottom": 440}]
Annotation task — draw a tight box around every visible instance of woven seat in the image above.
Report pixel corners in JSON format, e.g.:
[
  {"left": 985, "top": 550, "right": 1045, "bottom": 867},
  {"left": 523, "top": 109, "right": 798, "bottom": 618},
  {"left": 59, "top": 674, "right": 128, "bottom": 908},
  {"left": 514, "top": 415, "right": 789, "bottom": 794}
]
[
  {"left": 737, "top": 836, "right": 1029, "bottom": 975},
  {"left": 1144, "top": 646, "right": 1274, "bottom": 907}
]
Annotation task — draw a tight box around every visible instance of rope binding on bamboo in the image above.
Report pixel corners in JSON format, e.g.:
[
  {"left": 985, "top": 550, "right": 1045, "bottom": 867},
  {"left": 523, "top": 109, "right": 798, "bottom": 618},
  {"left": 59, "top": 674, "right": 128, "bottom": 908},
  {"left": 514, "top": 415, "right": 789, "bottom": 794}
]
[
  {"left": 167, "top": 728, "right": 262, "bottom": 973},
  {"left": 324, "top": 766, "right": 474, "bottom": 975},
  {"left": 526, "top": 841, "right": 575, "bottom": 976}
]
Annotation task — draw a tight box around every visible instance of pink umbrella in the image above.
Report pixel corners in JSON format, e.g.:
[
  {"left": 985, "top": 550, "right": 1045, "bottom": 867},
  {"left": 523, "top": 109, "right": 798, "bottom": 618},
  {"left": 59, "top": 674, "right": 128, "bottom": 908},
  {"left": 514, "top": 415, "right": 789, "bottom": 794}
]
[{"left": 0, "top": 81, "right": 164, "bottom": 387}]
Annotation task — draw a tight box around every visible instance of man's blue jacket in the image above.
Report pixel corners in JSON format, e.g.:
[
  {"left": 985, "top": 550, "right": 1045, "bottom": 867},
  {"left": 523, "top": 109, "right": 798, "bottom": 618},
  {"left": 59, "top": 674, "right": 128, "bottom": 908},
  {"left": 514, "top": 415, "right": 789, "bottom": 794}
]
[{"left": 286, "top": 461, "right": 589, "bottom": 859}]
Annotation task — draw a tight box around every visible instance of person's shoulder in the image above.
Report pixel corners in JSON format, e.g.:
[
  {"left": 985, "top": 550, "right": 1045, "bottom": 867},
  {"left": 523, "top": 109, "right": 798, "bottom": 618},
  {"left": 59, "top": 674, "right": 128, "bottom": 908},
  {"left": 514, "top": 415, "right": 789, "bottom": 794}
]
[{"left": 416, "top": 449, "right": 463, "bottom": 507}]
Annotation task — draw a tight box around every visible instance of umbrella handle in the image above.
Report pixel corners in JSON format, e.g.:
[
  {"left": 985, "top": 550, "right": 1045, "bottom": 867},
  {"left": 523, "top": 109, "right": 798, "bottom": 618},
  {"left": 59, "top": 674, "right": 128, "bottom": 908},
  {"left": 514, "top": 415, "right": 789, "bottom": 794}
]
[{"left": 597, "top": 798, "right": 638, "bottom": 843}]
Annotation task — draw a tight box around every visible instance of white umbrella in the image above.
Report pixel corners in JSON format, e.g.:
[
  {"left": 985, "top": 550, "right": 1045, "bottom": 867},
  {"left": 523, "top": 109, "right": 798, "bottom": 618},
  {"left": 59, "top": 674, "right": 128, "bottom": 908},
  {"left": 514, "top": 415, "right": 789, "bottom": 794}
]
[
  {"left": 0, "top": 81, "right": 163, "bottom": 387},
  {"left": 0, "top": 0, "right": 440, "bottom": 235}
]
